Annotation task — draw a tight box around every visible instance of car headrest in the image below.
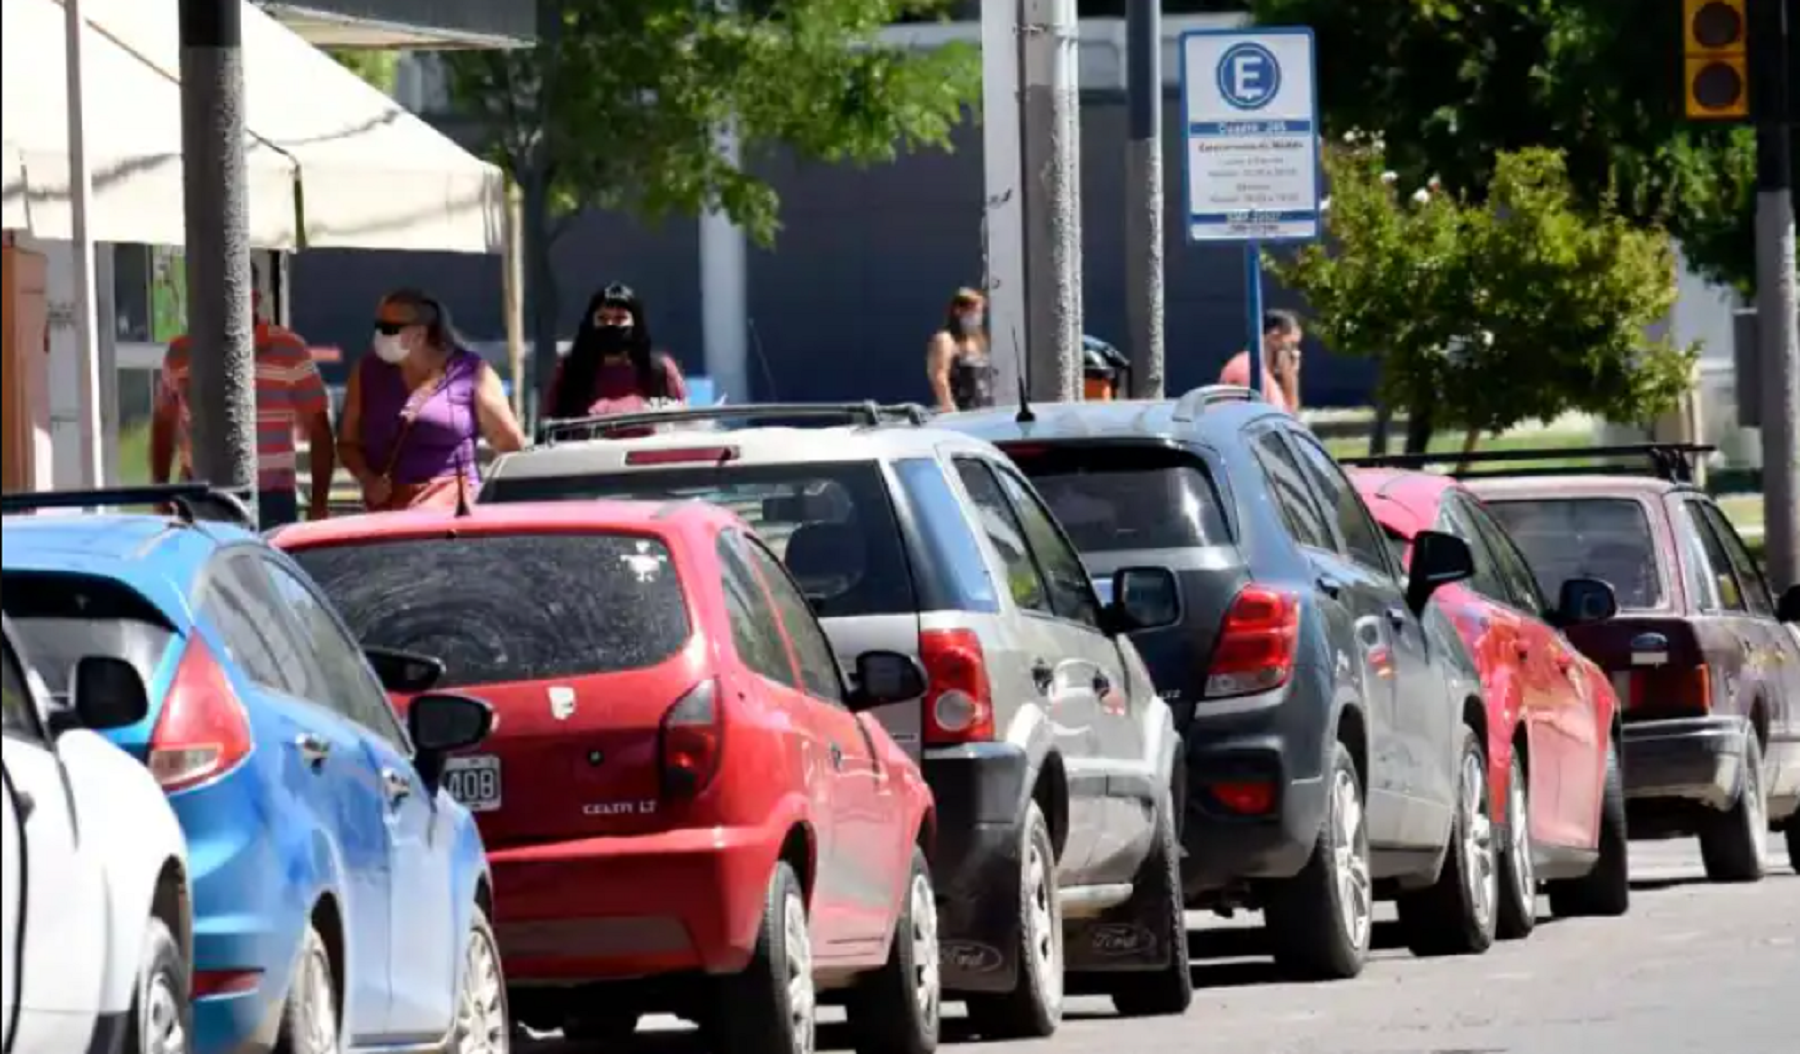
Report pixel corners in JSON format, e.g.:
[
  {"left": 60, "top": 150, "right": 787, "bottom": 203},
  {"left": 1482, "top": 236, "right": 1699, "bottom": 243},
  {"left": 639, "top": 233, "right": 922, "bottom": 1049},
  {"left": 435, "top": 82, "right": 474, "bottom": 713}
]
[{"left": 783, "top": 521, "right": 867, "bottom": 599}]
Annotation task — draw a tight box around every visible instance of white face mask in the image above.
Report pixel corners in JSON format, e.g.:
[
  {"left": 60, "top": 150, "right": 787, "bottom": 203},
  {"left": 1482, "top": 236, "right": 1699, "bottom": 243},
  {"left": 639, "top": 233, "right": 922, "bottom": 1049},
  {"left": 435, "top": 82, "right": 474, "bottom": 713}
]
[
  {"left": 372, "top": 332, "right": 410, "bottom": 365},
  {"left": 958, "top": 312, "right": 984, "bottom": 333}
]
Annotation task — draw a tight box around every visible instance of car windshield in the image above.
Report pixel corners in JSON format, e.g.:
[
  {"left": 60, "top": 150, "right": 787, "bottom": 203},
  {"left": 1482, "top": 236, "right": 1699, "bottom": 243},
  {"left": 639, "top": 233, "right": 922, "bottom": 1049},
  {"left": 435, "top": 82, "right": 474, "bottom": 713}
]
[
  {"left": 0, "top": 571, "right": 177, "bottom": 698},
  {"left": 480, "top": 462, "right": 919, "bottom": 618},
  {"left": 997, "top": 445, "right": 1230, "bottom": 552},
  {"left": 1485, "top": 497, "right": 1664, "bottom": 609},
  {"left": 288, "top": 533, "right": 691, "bottom": 689}
]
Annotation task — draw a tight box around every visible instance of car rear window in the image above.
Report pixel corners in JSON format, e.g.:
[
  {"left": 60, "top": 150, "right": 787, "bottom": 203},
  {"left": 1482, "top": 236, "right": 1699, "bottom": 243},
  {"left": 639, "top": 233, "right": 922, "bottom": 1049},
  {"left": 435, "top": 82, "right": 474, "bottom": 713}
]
[
  {"left": 1, "top": 571, "right": 178, "bottom": 698},
  {"left": 998, "top": 444, "right": 1230, "bottom": 552},
  {"left": 480, "top": 462, "right": 919, "bottom": 618},
  {"left": 1485, "top": 498, "right": 1664, "bottom": 609},
  {"left": 288, "top": 533, "right": 691, "bottom": 689}
]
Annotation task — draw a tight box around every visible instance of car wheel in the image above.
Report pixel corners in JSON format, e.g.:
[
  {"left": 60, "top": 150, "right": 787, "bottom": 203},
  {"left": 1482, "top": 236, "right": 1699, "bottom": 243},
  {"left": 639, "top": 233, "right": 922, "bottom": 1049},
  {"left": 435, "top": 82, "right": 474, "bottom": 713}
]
[
  {"left": 712, "top": 862, "right": 815, "bottom": 1054},
  {"left": 124, "top": 916, "right": 191, "bottom": 1054},
  {"left": 1546, "top": 740, "right": 1630, "bottom": 918},
  {"left": 846, "top": 847, "right": 940, "bottom": 1054},
  {"left": 1699, "top": 732, "right": 1768, "bottom": 883},
  {"left": 561, "top": 1010, "right": 639, "bottom": 1046},
  {"left": 1786, "top": 820, "right": 1800, "bottom": 875},
  {"left": 1108, "top": 779, "right": 1192, "bottom": 1017},
  {"left": 450, "top": 906, "right": 510, "bottom": 1053},
  {"left": 1494, "top": 751, "right": 1537, "bottom": 941},
  {"left": 1265, "top": 742, "right": 1371, "bottom": 981},
  {"left": 1397, "top": 725, "right": 1499, "bottom": 957},
  {"left": 274, "top": 923, "right": 341, "bottom": 1054},
  {"left": 964, "top": 801, "right": 1063, "bottom": 1039}
]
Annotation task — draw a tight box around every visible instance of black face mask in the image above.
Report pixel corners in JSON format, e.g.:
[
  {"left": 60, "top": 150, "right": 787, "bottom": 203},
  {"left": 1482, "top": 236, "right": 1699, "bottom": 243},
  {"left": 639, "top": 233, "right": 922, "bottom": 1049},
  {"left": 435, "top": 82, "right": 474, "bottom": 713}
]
[{"left": 594, "top": 324, "right": 632, "bottom": 354}]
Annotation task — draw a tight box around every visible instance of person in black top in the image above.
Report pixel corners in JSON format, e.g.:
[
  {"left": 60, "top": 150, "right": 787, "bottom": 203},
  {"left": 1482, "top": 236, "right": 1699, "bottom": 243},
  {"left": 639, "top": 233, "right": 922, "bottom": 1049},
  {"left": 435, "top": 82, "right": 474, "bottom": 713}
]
[{"left": 926, "top": 287, "right": 996, "bottom": 411}]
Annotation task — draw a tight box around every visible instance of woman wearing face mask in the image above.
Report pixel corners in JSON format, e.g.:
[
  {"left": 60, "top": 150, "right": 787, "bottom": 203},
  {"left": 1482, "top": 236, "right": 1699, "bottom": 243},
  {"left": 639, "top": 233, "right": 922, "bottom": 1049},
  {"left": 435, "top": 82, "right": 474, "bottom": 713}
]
[
  {"left": 337, "top": 288, "right": 526, "bottom": 512},
  {"left": 543, "top": 283, "right": 687, "bottom": 427},
  {"left": 927, "top": 287, "right": 995, "bottom": 412}
]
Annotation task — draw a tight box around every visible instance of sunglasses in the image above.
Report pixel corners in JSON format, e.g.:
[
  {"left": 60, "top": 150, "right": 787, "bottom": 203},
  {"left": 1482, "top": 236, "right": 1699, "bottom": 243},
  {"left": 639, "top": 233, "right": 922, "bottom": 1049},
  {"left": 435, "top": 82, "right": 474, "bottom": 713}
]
[{"left": 373, "top": 320, "right": 416, "bottom": 336}]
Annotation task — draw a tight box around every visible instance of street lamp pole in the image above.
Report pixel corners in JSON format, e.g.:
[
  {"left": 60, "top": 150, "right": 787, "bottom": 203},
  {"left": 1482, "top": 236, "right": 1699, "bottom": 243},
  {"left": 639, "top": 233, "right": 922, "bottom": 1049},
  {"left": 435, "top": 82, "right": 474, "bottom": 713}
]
[{"left": 1750, "top": 0, "right": 1797, "bottom": 587}]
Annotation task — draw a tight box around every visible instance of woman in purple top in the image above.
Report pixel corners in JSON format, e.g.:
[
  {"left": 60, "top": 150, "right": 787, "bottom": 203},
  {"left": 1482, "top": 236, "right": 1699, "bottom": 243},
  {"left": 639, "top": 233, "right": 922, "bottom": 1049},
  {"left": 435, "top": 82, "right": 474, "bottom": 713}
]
[{"left": 337, "top": 288, "right": 525, "bottom": 512}]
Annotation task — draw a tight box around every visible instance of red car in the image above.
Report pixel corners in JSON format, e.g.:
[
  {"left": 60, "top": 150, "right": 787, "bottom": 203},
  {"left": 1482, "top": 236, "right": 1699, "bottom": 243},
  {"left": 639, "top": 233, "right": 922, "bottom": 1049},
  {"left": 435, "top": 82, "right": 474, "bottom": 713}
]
[
  {"left": 1348, "top": 469, "right": 1631, "bottom": 934},
  {"left": 273, "top": 502, "right": 941, "bottom": 1054}
]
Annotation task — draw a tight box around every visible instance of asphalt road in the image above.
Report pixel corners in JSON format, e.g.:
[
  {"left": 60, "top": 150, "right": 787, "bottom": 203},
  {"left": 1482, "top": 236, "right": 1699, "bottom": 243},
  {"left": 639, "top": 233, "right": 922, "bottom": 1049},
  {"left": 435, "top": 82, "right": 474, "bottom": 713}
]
[{"left": 524, "top": 834, "right": 1799, "bottom": 1054}]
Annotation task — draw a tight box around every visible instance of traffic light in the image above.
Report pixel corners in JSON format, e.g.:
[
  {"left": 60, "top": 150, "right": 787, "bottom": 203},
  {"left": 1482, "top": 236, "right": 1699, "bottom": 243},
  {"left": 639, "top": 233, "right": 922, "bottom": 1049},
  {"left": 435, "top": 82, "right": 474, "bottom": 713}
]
[{"left": 1682, "top": 0, "right": 1750, "bottom": 120}]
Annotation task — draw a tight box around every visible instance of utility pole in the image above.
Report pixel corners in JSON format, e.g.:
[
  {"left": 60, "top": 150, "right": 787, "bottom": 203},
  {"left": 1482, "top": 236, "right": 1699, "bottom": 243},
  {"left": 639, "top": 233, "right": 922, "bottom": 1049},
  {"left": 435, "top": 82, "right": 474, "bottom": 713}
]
[
  {"left": 981, "top": 0, "right": 1028, "bottom": 403},
  {"left": 178, "top": 0, "right": 257, "bottom": 519},
  {"left": 1124, "top": 0, "right": 1164, "bottom": 398},
  {"left": 1019, "top": 0, "right": 1082, "bottom": 402},
  {"left": 62, "top": 0, "right": 104, "bottom": 486},
  {"left": 1750, "top": 0, "right": 1798, "bottom": 586}
]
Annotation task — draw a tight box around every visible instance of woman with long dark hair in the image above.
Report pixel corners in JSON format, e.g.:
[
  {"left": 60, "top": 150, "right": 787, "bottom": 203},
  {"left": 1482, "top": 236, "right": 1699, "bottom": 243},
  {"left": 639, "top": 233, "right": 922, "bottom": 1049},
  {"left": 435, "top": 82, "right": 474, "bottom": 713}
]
[
  {"left": 543, "top": 283, "right": 688, "bottom": 421},
  {"left": 926, "top": 287, "right": 994, "bottom": 412}
]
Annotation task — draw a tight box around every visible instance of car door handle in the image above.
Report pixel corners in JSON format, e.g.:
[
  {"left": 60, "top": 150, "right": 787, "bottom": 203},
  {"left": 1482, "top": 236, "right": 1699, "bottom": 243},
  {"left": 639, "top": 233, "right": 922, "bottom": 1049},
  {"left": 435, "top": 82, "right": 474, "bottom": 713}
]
[
  {"left": 1513, "top": 641, "right": 1530, "bottom": 662},
  {"left": 827, "top": 742, "right": 844, "bottom": 771},
  {"left": 1092, "top": 669, "right": 1113, "bottom": 694},
  {"left": 381, "top": 768, "right": 413, "bottom": 805},
  {"left": 1316, "top": 575, "right": 1344, "bottom": 599},
  {"left": 293, "top": 733, "right": 331, "bottom": 768},
  {"left": 1385, "top": 606, "right": 1409, "bottom": 630},
  {"left": 1030, "top": 660, "right": 1054, "bottom": 694},
  {"left": 12, "top": 787, "right": 33, "bottom": 824}
]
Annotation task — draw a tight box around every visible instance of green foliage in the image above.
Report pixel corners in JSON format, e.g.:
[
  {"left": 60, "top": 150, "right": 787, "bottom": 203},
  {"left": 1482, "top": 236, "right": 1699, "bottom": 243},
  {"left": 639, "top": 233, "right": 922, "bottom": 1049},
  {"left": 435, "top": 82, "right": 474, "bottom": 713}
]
[
  {"left": 1250, "top": 0, "right": 1759, "bottom": 294},
  {"left": 1269, "top": 145, "right": 1695, "bottom": 435},
  {"left": 443, "top": 0, "right": 979, "bottom": 246},
  {"left": 328, "top": 50, "right": 400, "bottom": 96}
]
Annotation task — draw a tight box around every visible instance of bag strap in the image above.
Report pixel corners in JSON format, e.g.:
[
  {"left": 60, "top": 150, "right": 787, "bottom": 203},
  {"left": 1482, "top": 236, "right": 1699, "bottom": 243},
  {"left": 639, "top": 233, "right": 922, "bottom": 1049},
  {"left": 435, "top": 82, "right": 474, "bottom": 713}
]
[{"left": 379, "top": 365, "right": 455, "bottom": 479}]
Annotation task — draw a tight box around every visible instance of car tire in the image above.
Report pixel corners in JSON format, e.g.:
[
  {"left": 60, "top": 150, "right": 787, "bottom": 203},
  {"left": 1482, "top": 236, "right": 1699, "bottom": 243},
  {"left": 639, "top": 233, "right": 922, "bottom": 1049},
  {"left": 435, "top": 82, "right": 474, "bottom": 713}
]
[
  {"left": 846, "top": 847, "right": 940, "bottom": 1054},
  {"left": 1700, "top": 732, "right": 1768, "bottom": 883},
  {"left": 1396, "top": 725, "right": 1499, "bottom": 958},
  {"left": 562, "top": 1010, "right": 639, "bottom": 1045},
  {"left": 1108, "top": 780, "right": 1192, "bottom": 1018},
  {"left": 275, "top": 922, "right": 341, "bottom": 1054},
  {"left": 1546, "top": 740, "right": 1630, "bottom": 918},
  {"left": 450, "top": 906, "right": 511, "bottom": 1053},
  {"left": 1494, "top": 751, "right": 1537, "bottom": 941},
  {"left": 963, "top": 801, "right": 1062, "bottom": 1039},
  {"left": 1265, "top": 742, "right": 1371, "bottom": 981},
  {"left": 711, "top": 862, "right": 815, "bottom": 1054},
  {"left": 123, "top": 916, "right": 191, "bottom": 1054}
]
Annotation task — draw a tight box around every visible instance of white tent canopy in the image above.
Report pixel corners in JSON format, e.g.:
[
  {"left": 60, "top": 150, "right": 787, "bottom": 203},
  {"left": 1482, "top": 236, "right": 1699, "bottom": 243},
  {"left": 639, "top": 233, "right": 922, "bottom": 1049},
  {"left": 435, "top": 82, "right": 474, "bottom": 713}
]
[{"left": 2, "top": 0, "right": 504, "bottom": 254}]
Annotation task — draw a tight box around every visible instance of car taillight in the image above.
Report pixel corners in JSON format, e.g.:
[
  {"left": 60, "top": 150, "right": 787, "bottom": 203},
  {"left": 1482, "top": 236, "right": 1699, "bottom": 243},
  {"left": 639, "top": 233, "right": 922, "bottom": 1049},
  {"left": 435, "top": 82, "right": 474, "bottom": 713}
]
[
  {"left": 1204, "top": 584, "right": 1302, "bottom": 699},
  {"left": 148, "top": 638, "right": 254, "bottom": 794},
  {"left": 659, "top": 680, "right": 723, "bottom": 797},
  {"left": 1626, "top": 664, "right": 1711, "bottom": 712},
  {"left": 920, "top": 629, "right": 995, "bottom": 745}
]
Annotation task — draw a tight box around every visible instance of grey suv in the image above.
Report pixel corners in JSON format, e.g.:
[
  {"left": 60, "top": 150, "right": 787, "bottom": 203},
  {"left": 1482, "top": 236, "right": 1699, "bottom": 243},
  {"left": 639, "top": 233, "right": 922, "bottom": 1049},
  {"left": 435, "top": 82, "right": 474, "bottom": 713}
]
[{"left": 480, "top": 404, "right": 1190, "bottom": 1033}]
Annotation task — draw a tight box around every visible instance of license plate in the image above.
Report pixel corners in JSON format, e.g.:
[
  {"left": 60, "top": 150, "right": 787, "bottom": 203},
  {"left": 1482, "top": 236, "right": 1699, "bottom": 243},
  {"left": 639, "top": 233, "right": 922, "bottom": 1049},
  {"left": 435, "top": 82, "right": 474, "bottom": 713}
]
[{"left": 443, "top": 755, "right": 501, "bottom": 812}]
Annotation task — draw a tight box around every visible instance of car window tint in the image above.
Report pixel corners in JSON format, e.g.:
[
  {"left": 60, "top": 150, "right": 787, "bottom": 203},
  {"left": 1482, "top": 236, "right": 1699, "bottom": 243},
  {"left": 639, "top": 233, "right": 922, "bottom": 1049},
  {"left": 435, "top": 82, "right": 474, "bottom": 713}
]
[
  {"left": 1, "top": 640, "right": 41, "bottom": 741},
  {"left": 955, "top": 458, "right": 1053, "bottom": 615},
  {"left": 263, "top": 558, "right": 407, "bottom": 748},
  {"left": 1251, "top": 430, "right": 1334, "bottom": 551},
  {"left": 199, "top": 554, "right": 313, "bottom": 698},
  {"left": 892, "top": 457, "right": 1001, "bottom": 613},
  {"left": 716, "top": 532, "right": 801, "bottom": 689},
  {"left": 1464, "top": 499, "right": 1549, "bottom": 614},
  {"left": 290, "top": 533, "right": 692, "bottom": 689},
  {"left": 1289, "top": 434, "right": 1394, "bottom": 574},
  {"left": 740, "top": 535, "right": 847, "bottom": 704},
  {"left": 0, "top": 571, "right": 177, "bottom": 699},
  {"left": 992, "top": 464, "right": 1103, "bottom": 628},
  {"left": 1486, "top": 498, "right": 1665, "bottom": 609},
  {"left": 1679, "top": 502, "right": 1746, "bottom": 613},
  {"left": 482, "top": 461, "right": 917, "bottom": 619},
  {"left": 1001, "top": 444, "right": 1231, "bottom": 551},
  {"left": 1699, "top": 502, "right": 1773, "bottom": 616},
  {"left": 1435, "top": 498, "right": 1513, "bottom": 606}
]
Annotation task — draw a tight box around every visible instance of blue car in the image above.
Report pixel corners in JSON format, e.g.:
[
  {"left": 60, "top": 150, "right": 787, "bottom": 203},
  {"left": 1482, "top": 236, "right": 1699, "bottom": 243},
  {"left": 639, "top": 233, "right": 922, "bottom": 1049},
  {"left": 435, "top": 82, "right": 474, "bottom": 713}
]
[{"left": 1, "top": 487, "right": 509, "bottom": 1054}]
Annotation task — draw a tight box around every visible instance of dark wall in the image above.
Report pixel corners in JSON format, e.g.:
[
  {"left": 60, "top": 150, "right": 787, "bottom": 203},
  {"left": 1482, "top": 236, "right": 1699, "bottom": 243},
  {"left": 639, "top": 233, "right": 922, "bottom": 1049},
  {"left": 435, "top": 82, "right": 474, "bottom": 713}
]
[{"left": 289, "top": 90, "right": 1376, "bottom": 405}]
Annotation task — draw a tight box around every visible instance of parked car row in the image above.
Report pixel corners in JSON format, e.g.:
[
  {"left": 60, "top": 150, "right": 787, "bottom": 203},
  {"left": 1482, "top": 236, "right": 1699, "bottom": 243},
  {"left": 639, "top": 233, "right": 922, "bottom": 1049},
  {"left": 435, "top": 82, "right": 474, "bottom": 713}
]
[{"left": 4, "top": 394, "right": 1795, "bottom": 1054}]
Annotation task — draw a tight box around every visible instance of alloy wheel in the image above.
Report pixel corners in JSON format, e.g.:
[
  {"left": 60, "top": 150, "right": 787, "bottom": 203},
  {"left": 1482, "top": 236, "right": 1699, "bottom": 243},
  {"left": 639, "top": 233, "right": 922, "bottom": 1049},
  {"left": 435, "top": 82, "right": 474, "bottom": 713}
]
[
  {"left": 454, "top": 925, "right": 508, "bottom": 1053},
  {"left": 298, "top": 939, "right": 339, "bottom": 1054},
  {"left": 1508, "top": 767, "right": 1535, "bottom": 907},
  {"left": 909, "top": 872, "right": 941, "bottom": 1028},
  {"left": 783, "top": 891, "right": 817, "bottom": 1054},
  {"left": 1461, "top": 751, "right": 1498, "bottom": 933},
  {"left": 1331, "top": 768, "right": 1373, "bottom": 953},
  {"left": 1025, "top": 839, "right": 1062, "bottom": 1007},
  {"left": 144, "top": 968, "right": 188, "bottom": 1054}
]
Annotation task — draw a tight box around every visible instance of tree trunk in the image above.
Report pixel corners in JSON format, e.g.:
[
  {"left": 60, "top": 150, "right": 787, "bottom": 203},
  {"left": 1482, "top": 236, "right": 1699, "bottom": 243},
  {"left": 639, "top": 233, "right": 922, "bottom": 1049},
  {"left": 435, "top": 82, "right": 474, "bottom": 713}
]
[
  {"left": 1368, "top": 401, "right": 1392, "bottom": 456},
  {"left": 1452, "top": 427, "right": 1481, "bottom": 474},
  {"left": 1403, "top": 392, "right": 1434, "bottom": 455},
  {"left": 522, "top": 167, "right": 559, "bottom": 435}
]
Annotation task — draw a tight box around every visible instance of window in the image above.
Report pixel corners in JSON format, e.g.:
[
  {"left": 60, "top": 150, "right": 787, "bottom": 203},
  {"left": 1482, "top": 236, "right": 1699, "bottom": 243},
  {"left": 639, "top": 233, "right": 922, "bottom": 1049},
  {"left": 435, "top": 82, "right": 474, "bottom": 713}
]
[
  {"left": 199, "top": 556, "right": 309, "bottom": 697},
  {"left": 1, "top": 571, "right": 177, "bottom": 698},
  {"left": 1463, "top": 500, "right": 1549, "bottom": 614},
  {"left": 1699, "top": 502, "right": 1774, "bottom": 617},
  {"left": 1680, "top": 502, "right": 1747, "bottom": 613},
  {"left": 1486, "top": 498, "right": 1665, "bottom": 610},
  {"left": 955, "top": 459, "right": 1053, "bottom": 615},
  {"left": 716, "top": 533, "right": 800, "bottom": 689},
  {"left": 993, "top": 466, "right": 1103, "bottom": 628},
  {"left": 1289, "top": 433, "right": 1394, "bottom": 574},
  {"left": 1002, "top": 445, "right": 1231, "bottom": 552},
  {"left": 263, "top": 559, "right": 406, "bottom": 747},
  {"left": 893, "top": 458, "right": 1000, "bottom": 613},
  {"left": 741, "top": 536, "right": 847, "bottom": 704},
  {"left": 290, "top": 533, "right": 693, "bottom": 689},
  {"left": 1251, "top": 430, "right": 1333, "bottom": 551},
  {"left": 1435, "top": 499, "right": 1512, "bottom": 606},
  {"left": 2, "top": 642, "right": 41, "bottom": 741}
]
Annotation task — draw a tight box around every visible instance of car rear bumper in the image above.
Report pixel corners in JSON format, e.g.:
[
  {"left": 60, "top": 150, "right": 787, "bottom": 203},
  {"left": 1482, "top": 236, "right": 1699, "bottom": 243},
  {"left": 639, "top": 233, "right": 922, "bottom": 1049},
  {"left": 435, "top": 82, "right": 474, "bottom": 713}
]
[
  {"left": 1620, "top": 715, "right": 1747, "bottom": 811},
  {"left": 488, "top": 825, "right": 782, "bottom": 982},
  {"left": 922, "top": 742, "right": 1030, "bottom": 994}
]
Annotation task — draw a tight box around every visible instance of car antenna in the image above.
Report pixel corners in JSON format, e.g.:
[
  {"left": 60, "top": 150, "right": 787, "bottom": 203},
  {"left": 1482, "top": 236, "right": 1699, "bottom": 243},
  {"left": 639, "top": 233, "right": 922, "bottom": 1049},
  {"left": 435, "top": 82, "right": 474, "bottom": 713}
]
[{"left": 1012, "top": 324, "right": 1035, "bottom": 424}]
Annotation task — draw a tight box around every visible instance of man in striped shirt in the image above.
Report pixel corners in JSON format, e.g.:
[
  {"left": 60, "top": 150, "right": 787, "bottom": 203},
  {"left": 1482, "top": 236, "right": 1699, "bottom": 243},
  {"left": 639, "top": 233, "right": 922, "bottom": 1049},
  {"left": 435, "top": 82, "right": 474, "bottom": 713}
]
[{"left": 148, "top": 289, "right": 334, "bottom": 526}]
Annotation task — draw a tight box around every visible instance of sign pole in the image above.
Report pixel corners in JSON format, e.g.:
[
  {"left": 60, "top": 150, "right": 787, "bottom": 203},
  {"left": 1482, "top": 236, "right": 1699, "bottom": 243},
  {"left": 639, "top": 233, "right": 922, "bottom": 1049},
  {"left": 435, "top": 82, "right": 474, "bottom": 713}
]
[{"left": 1244, "top": 242, "right": 1264, "bottom": 396}]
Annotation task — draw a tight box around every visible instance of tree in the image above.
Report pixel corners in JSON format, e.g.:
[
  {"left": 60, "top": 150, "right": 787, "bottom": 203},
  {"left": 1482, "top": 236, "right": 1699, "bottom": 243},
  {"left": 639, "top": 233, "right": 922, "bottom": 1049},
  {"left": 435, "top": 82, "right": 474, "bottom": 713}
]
[
  {"left": 1269, "top": 143, "right": 1696, "bottom": 452},
  {"left": 1250, "top": 0, "right": 1759, "bottom": 297},
  {"left": 329, "top": 50, "right": 399, "bottom": 96},
  {"left": 442, "top": 0, "right": 980, "bottom": 411}
]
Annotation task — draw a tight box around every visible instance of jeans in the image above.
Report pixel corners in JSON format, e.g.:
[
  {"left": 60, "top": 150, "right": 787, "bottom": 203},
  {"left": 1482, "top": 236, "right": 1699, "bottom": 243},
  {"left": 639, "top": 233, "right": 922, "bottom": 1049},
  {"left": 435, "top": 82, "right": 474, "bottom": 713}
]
[{"left": 257, "top": 487, "right": 299, "bottom": 529}]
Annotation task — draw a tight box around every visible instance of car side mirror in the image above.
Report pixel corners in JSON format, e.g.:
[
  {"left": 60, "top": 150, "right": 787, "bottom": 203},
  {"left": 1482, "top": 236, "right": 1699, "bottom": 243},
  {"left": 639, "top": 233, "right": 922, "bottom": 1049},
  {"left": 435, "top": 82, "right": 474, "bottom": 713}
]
[
  {"left": 1553, "top": 576, "right": 1619, "bottom": 628},
  {"left": 364, "top": 646, "right": 447, "bottom": 694},
  {"left": 67, "top": 656, "right": 150, "bottom": 733},
  {"left": 1102, "top": 566, "right": 1181, "bottom": 634},
  {"left": 407, "top": 692, "right": 494, "bottom": 789},
  {"left": 847, "top": 650, "right": 927, "bottom": 711},
  {"left": 1778, "top": 584, "right": 1800, "bottom": 625},
  {"left": 1405, "top": 529, "right": 1475, "bottom": 614}
]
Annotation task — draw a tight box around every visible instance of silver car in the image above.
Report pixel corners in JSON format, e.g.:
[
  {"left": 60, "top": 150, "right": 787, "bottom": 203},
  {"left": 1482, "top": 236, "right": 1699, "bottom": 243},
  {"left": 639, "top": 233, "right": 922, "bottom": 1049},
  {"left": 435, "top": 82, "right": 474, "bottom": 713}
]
[{"left": 481, "top": 404, "right": 1191, "bottom": 1033}]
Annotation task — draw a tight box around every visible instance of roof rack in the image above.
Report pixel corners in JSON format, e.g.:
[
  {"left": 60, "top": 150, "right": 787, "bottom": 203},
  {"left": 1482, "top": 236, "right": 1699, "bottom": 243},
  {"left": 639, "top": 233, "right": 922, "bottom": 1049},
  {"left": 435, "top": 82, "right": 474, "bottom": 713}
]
[
  {"left": 540, "top": 401, "right": 933, "bottom": 445},
  {"left": 0, "top": 483, "right": 255, "bottom": 527},
  {"left": 1339, "top": 443, "right": 1716, "bottom": 484},
  {"left": 1170, "top": 384, "right": 1261, "bottom": 422}
]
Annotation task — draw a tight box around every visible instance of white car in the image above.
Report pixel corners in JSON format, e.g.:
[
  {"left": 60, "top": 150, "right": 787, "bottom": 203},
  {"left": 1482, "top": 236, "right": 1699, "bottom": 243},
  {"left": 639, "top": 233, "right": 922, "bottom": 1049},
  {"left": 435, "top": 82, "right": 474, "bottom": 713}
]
[{"left": 2, "top": 616, "right": 192, "bottom": 1054}]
